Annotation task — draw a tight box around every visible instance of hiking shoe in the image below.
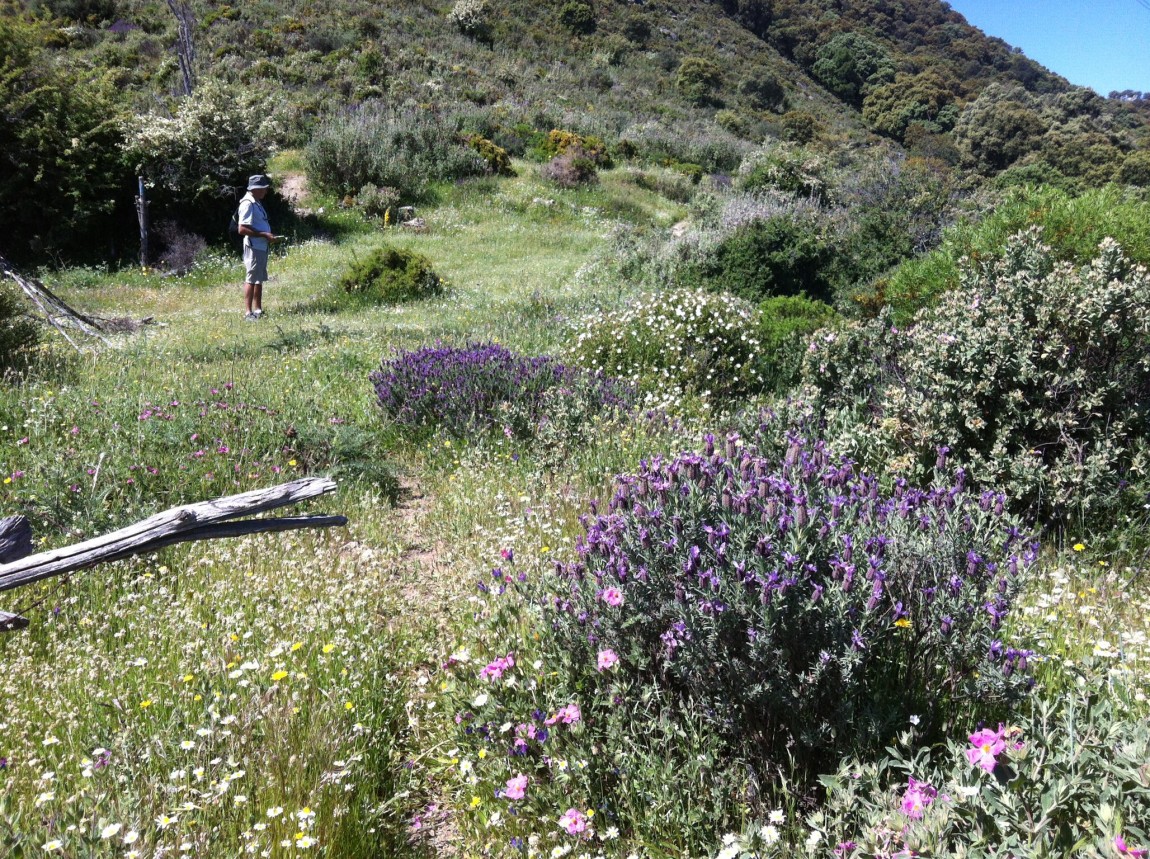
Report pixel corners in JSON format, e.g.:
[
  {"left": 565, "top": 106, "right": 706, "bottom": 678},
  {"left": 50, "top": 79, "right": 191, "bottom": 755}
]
[
  {"left": 253, "top": 309, "right": 265, "bottom": 318},
  {"left": 244, "top": 312, "right": 258, "bottom": 321}
]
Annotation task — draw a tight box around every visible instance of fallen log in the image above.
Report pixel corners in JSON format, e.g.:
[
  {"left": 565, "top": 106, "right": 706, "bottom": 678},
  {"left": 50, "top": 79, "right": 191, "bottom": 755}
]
[{"left": 0, "top": 477, "right": 347, "bottom": 629}]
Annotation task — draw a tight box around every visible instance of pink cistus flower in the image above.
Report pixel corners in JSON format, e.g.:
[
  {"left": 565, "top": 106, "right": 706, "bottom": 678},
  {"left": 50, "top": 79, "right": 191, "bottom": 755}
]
[
  {"left": 479, "top": 652, "right": 515, "bottom": 682},
  {"left": 599, "top": 586, "right": 624, "bottom": 607},
  {"left": 1116, "top": 835, "right": 1149, "bottom": 858},
  {"left": 544, "top": 703, "right": 581, "bottom": 726},
  {"left": 597, "top": 649, "right": 620, "bottom": 672},
  {"left": 965, "top": 724, "right": 1007, "bottom": 772},
  {"left": 503, "top": 774, "right": 528, "bottom": 800},
  {"left": 558, "top": 808, "right": 587, "bottom": 835},
  {"left": 900, "top": 777, "right": 937, "bottom": 819}
]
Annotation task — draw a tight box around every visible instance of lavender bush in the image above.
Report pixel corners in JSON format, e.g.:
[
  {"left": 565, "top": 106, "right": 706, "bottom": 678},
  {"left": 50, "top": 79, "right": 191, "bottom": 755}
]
[
  {"left": 370, "top": 342, "right": 633, "bottom": 440},
  {"left": 545, "top": 432, "right": 1037, "bottom": 775}
]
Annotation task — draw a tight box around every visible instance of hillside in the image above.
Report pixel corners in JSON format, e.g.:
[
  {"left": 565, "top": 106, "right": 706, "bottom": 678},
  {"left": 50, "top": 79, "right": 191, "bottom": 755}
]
[{"left": 4, "top": 0, "right": 1150, "bottom": 265}]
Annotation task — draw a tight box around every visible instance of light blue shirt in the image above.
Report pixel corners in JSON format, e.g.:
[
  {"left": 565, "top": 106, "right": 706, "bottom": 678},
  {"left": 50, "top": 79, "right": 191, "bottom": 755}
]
[{"left": 238, "top": 193, "right": 271, "bottom": 251}]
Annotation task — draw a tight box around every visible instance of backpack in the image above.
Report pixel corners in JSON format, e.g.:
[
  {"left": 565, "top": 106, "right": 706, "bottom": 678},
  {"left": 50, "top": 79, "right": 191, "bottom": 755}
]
[{"left": 228, "top": 206, "right": 240, "bottom": 237}]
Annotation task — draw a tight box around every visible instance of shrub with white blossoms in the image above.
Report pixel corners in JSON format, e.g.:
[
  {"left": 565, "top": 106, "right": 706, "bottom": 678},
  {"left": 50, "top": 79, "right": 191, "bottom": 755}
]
[
  {"left": 803, "top": 229, "right": 1150, "bottom": 532},
  {"left": 448, "top": 0, "right": 490, "bottom": 38},
  {"left": 122, "top": 78, "right": 284, "bottom": 205},
  {"left": 564, "top": 289, "right": 764, "bottom": 404}
]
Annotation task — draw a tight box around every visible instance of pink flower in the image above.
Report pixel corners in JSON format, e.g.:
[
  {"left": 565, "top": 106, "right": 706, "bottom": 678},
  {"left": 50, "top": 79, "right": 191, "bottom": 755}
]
[
  {"left": 480, "top": 653, "right": 515, "bottom": 682},
  {"left": 599, "top": 587, "right": 624, "bottom": 607},
  {"left": 1116, "top": 835, "right": 1149, "bottom": 858},
  {"left": 597, "top": 649, "right": 619, "bottom": 672},
  {"left": 900, "top": 777, "right": 936, "bottom": 819},
  {"left": 965, "top": 724, "right": 1007, "bottom": 772},
  {"left": 545, "top": 703, "right": 581, "bottom": 726},
  {"left": 558, "top": 808, "right": 587, "bottom": 835},
  {"left": 504, "top": 774, "right": 528, "bottom": 800}
]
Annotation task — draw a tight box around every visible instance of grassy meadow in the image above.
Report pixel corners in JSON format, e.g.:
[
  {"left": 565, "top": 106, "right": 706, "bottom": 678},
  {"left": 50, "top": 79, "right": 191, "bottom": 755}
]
[{"left": 2, "top": 157, "right": 1150, "bottom": 859}]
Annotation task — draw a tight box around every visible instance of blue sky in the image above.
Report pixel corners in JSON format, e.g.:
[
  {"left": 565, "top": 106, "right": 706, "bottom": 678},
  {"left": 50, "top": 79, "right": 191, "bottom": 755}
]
[{"left": 944, "top": 0, "right": 1150, "bottom": 94}]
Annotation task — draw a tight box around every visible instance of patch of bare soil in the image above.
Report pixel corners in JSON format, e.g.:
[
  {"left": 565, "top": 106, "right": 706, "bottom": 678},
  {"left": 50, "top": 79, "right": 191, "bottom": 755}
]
[{"left": 279, "top": 173, "right": 309, "bottom": 209}]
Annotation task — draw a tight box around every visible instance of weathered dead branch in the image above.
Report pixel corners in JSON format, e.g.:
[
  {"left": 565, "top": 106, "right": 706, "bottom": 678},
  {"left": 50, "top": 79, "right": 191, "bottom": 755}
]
[{"left": 0, "top": 477, "right": 347, "bottom": 630}]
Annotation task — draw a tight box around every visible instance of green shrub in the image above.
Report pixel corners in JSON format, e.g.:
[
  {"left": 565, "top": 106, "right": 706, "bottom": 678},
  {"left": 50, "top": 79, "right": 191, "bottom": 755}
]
[
  {"left": 814, "top": 685, "right": 1150, "bottom": 857},
  {"left": 739, "top": 144, "right": 832, "bottom": 202},
  {"left": 805, "top": 230, "right": 1150, "bottom": 534},
  {"left": 755, "top": 295, "right": 837, "bottom": 392},
  {"left": 565, "top": 288, "right": 763, "bottom": 402},
  {"left": 337, "top": 245, "right": 443, "bottom": 305},
  {"left": 355, "top": 183, "right": 400, "bottom": 222},
  {"left": 874, "top": 185, "right": 1150, "bottom": 323},
  {"left": 0, "top": 284, "right": 40, "bottom": 376},
  {"left": 464, "top": 134, "right": 516, "bottom": 176},
  {"left": 679, "top": 214, "right": 835, "bottom": 304},
  {"left": 675, "top": 56, "right": 723, "bottom": 106},
  {"left": 1117, "top": 149, "right": 1150, "bottom": 187},
  {"left": 558, "top": 0, "right": 595, "bottom": 34},
  {"left": 738, "top": 71, "right": 787, "bottom": 112},
  {"left": 780, "top": 109, "right": 819, "bottom": 143},
  {"left": 0, "top": 16, "right": 128, "bottom": 264},
  {"left": 305, "top": 105, "right": 487, "bottom": 200},
  {"left": 810, "top": 31, "right": 896, "bottom": 106}
]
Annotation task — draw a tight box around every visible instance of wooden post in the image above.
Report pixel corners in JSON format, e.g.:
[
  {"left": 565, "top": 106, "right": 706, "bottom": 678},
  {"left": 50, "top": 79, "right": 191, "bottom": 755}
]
[{"left": 136, "top": 176, "right": 149, "bottom": 269}]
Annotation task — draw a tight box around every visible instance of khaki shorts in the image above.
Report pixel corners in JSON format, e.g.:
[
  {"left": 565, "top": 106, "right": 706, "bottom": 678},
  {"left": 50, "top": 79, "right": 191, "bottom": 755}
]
[{"left": 243, "top": 245, "right": 269, "bottom": 284}]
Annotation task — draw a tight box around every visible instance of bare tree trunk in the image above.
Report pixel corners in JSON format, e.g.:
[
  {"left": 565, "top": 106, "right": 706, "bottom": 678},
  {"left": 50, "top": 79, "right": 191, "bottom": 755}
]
[
  {"left": 136, "top": 176, "right": 149, "bottom": 269},
  {"left": 167, "top": 0, "right": 197, "bottom": 97}
]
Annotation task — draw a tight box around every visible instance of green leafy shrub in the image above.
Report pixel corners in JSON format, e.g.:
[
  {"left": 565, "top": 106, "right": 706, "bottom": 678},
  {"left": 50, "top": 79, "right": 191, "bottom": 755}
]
[
  {"left": 873, "top": 185, "right": 1150, "bottom": 323},
  {"left": 558, "top": 0, "right": 595, "bottom": 34},
  {"left": 755, "top": 295, "right": 837, "bottom": 392},
  {"left": 305, "top": 105, "right": 487, "bottom": 200},
  {"left": 1117, "top": 150, "right": 1150, "bottom": 187},
  {"left": 464, "top": 134, "right": 516, "bottom": 176},
  {"left": 565, "top": 289, "right": 763, "bottom": 402},
  {"left": 739, "top": 144, "right": 832, "bottom": 202},
  {"left": 546, "top": 431, "right": 1036, "bottom": 778},
  {"left": 1, "top": 16, "right": 128, "bottom": 264},
  {"left": 810, "top": 31, "right": 895, "bottom": 105},
  {"left": 0, "top": 285, "right": 40, "bottom": 376},
  {"left": 679, "top": 214, "right": 835, "bottom": 304},
  {"left": 738, "top": 71, "right": 787, "bottom": 112},
  {"left": 675, "top": 56, "right": 723, "bottom": 106},
  {"left": 337, "top": 245, "right": 443, "bottom": 305},
  {"left": 355, "top": 183, "right": 400, "bottom": 222},
  {"left": 806, "top": 230, "right": 1150, "bottom": 533},
  {"left": 814, "top": 686, "right": 1150, "bottom": 857},
  {"left": 780, "top": 109, "right": 819, "bottom": 143}
]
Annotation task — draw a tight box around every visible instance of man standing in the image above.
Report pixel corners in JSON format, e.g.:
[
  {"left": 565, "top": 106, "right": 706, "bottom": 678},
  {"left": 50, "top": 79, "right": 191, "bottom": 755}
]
[{"left": 237, "top": 174, "right": 277, "bottom": 320}]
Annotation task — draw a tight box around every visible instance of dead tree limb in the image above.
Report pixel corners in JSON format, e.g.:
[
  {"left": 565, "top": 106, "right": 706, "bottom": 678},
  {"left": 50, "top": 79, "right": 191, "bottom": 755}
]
[
  {"left": 0, "top": 253, "right": 111, "bottom": 349},
  {"left": 0, "top": 477, "right": 346, "bottom": 597}
]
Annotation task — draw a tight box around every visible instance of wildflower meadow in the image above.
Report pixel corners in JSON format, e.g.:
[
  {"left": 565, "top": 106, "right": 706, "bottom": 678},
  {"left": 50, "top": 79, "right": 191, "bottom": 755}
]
[{"left": 2, "top": 158, "right": 1150, "bottom": 859}]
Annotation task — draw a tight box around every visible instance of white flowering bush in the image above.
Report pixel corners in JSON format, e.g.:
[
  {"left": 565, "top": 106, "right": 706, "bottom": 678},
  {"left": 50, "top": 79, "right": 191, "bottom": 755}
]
[
  {"left": 448, "top": 0, "right": 490, "bottom": 39},
  {"left": 564, "top": 289, "right": 764, "bottom": 403},
  {"left": 122, "top": 79, "right": 284, "bottom": 210}
]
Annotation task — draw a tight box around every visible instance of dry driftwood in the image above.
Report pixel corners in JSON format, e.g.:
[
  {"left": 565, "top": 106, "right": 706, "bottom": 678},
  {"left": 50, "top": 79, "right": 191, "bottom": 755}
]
[{"left": 0, "top": 477, "right": 346, "bottom": 629}]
